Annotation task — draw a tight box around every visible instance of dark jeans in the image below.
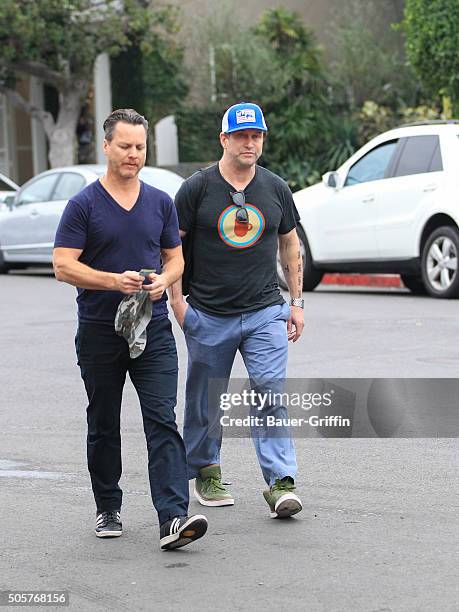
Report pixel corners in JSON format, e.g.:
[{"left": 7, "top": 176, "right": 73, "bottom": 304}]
[{"left": 75, "top": 317, "right": 189, "bottom": 525}]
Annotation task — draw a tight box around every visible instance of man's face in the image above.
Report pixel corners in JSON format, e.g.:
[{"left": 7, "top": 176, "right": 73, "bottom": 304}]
[
  {"left": 220, "top": 129, "right": 264, "bottom": 168},
  {"left": 103, "top": 122, "right": 147, "bottom": 179}
]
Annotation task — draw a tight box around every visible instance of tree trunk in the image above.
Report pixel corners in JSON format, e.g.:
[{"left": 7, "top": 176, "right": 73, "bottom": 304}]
[
  {"left": 442, "top": 95, "right": 453, "bottom": 120},
  {"left": 0, "top": 79, "right": 89, "bottom": 169},
  {"left": 44, "top": 87, "right": 86, "bottom": 168}
]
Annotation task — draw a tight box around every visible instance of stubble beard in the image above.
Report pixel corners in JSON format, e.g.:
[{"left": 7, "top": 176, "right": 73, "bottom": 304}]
[
  {"left": 111, "top": 159, "right": 141, "bottom": 180},
  {"left": 236, "top": 151, "right": 259, "bottom": 169}
]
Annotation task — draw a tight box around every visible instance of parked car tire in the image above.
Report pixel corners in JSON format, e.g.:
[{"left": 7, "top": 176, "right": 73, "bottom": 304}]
[
  {"left": 400, "top": 273, "right": 427, "bottom": 295},
  {"left": 421, "top": 226, "right": 459, "bottom": 298},
  {"left": 0, "top": 248, "right": 9, "bottom": 274},
  {"left": 276, "top": 225, "right": 323, "bottom": 292}
]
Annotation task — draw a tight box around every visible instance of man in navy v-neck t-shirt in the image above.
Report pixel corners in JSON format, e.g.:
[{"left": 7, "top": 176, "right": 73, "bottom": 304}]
[
  {"left": 55, "top": 178, "right": 177, "bottom": 323},
  {"left": 53, "top": 108, "right": 208, "bottom": 551}
]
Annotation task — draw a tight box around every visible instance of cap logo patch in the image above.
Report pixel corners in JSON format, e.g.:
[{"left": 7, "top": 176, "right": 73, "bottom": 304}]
[{"left": 236, "top": 109, "right": 256, "bottom": 124}]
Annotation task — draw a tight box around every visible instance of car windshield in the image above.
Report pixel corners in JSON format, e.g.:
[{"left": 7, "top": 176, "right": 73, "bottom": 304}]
[{"left": 139, "top": 168, "right": 183, "bottom": 198}]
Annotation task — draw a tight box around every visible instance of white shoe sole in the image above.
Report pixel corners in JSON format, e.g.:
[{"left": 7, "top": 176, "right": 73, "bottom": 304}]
[
  {"left": 193, "top": 483, "right": 234, "bottom": 507},
  {"left": 270, "top": 493, "right": 302, "bottom": 519},
  {"left": 160, "top": 515, "right": 208, "bottom": 550},
  {"left": 95, "top": 530, "right": 123, "bottom": 538}
]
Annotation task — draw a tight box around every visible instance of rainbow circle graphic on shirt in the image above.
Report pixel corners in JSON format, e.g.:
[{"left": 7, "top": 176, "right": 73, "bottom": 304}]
[{"left": 217, "top": 204, "right": 265, "bottom": 249}]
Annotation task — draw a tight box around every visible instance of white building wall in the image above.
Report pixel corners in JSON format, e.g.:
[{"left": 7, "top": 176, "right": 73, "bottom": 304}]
[{"left": 155, "top": 115, "right": 179, "bottom": 166}]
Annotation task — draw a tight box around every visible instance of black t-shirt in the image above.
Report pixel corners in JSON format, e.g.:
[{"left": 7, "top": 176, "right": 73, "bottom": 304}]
[{"left": 175, "top": 163, "right": 298, "bottom": 315}]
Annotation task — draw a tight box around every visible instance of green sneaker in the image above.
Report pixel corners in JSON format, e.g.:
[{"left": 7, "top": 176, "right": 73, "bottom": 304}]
[
  {"left": 263, "top": 477, "right": 302, "bottom": 519},
  {"left": 194, "top": 465, "right": 234, "bottom": 507}
]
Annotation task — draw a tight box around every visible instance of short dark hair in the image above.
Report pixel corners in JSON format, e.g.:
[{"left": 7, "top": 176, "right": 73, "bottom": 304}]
[{"left": 103, "top": 108, "right": 149, "bottom": 141}]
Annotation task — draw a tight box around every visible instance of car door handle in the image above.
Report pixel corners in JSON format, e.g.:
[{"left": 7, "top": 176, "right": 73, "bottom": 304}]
[
  {"left": 423, "top": 183, "right": 438, "bottom": 192},
  {"left": 30, "top": 209, "right": 39, "bottom": 217},
  {"left": 362, "top": 195, "right": 375, "bottom": 203}
]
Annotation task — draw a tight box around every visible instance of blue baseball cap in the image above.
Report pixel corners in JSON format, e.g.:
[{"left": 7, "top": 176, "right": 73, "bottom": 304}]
[{"left": 221, "top": 102, "right": 268, "bottom": 134}]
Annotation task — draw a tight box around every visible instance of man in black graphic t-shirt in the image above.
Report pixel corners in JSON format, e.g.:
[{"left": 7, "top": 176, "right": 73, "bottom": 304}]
[
  {"left": 170, "top": 102, "right": 305, "bottom": 519},
  {"left": 176, "top": 162, "right": 298, "bottom": 315}
]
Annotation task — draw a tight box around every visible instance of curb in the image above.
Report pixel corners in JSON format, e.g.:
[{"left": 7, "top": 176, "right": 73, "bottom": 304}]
[{"left": 321, "top": 274, "right": 403, "bottom": 288}]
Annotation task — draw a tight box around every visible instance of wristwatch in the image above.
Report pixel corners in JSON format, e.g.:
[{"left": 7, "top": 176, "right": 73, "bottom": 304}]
[{"left": 290, "top": 298, "right": 304, "bottom": 308}]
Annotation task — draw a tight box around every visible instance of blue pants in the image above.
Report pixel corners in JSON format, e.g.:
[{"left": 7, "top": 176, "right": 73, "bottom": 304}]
[
  {"left": 76, "top": 317, "right": 189, "bottom": 525},
  {"left": 183, "top": 302, "right": 297, "bottom": 486}
]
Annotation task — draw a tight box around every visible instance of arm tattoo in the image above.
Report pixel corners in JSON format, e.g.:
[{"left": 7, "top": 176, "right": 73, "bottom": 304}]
[{"left": 297, "top": 259, "right": 303, "bottom": 297}]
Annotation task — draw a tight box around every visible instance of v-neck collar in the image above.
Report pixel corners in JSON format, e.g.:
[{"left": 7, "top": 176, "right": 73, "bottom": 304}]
[
  {"left": 97, "top": 179, "right": 143, "bottom": 214},
  {"left": 216, "top": 163, "right": 258, "bottom": 192}
]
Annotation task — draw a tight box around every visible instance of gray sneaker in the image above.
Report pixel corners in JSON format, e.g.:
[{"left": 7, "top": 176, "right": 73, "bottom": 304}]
[
  {"left": 194, "top": 465, "right": 234, "bottom": 507},
  {"left": 95, "top": 510, "right": 122, "bottom": 537}
]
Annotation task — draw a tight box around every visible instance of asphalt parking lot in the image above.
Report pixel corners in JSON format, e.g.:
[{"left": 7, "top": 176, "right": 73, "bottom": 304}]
[{"left": 1, "top": 270, "right": 458, "bottom": 611}]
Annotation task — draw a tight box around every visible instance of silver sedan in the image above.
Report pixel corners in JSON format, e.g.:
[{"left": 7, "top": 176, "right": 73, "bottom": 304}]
[{"left": 0, "top": 165, "right": 183, "bottom": 272}]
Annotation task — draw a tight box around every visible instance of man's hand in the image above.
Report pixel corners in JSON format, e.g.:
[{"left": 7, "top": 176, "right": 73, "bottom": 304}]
[
  {"left": 142, "top": 272, "right": 169, "bottom": 301},
  {"left": 116, "top": 271, "right": 144, "bottom": 294},
  {"left": 171, "top": 300, "right": 189, "bottom": 329},
  {"left": 287, "top": 305, "right": 304, "bottom": 342}
]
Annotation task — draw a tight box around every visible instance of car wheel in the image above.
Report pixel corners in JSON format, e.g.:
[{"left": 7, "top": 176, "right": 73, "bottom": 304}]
[
  {"left": 400, "top": 274, "right": 427, "bottom": 295},
  {"left": 0, "top": 248, "right": 9, "bottom": 274},
  {"left": 276, "top": 225, "right": 323, "bottom": 292},
  {"left": 421, "top": 226, "right": 459, "bottom": 298}
]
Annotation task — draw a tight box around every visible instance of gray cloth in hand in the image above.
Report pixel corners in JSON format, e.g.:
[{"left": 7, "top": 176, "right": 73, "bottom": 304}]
[{"left": 114, "top": 269, "right": 155, "bottom": 358}]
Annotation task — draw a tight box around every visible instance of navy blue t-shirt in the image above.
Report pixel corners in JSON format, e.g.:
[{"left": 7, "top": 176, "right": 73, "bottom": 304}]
[{"left": 54, "top": 179, "right": 181, "bottom": 324}]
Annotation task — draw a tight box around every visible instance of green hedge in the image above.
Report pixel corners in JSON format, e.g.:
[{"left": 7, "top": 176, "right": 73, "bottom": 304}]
[{"left": 175, "top": 107, "right": 223, "bottom": 163}]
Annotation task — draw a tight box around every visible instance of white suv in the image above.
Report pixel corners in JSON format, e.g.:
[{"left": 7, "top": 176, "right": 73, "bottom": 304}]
[{"left": 287, "top": 122, "right": 459, "bottom": 298}]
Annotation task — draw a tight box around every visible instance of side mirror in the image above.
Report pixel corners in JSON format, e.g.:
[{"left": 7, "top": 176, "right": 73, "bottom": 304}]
[
  {"left": 4, "top": 194, "right": 15, "bottom": 209},
  {"left": 322, "top": 171, "right": 340, "bottom": 189}
]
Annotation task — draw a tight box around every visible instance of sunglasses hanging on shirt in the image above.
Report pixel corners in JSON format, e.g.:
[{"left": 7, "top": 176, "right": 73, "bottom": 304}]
[{"left": 230, "top": 191, "right": 249, "bottom": 223}]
